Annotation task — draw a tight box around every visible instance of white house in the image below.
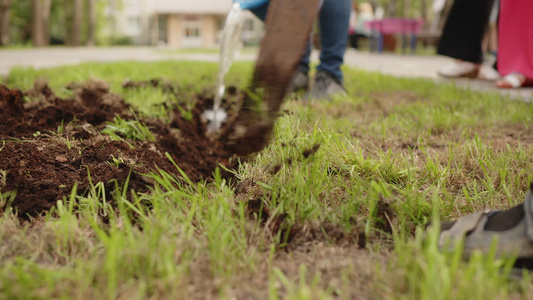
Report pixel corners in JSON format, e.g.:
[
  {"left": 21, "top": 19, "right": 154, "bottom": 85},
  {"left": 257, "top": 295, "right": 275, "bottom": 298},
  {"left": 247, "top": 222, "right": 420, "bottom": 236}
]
[
  {"left": 149, "top": 0, "right": 264, "bottom": 48},
  {"left": 105, "top": 0, "right": 264, "bottom": 48}
]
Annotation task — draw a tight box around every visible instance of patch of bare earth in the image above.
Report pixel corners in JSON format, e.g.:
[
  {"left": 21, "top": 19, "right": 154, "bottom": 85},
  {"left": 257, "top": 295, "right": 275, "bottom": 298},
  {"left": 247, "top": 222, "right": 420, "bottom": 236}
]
[{"left": 0, "top": 81, "right": 238, "bottom": 217}]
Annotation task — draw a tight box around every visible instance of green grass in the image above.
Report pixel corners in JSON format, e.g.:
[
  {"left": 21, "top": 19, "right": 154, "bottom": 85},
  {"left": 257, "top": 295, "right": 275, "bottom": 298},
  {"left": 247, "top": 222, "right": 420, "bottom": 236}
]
[
  {"left": 2, "top": 61, "right": 533, "bottom": 299},
  {"left": 102, "top": 113, "right": 155, "bottom": 143}
]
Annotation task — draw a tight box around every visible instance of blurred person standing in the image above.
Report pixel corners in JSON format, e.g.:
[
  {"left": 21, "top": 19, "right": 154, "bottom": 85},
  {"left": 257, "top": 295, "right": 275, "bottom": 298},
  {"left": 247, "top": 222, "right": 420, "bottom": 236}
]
[
  {"left": 481, "top": 0, "right": 498, "bottom": 61},
  {"left": 250, "top": 0, "right": 352, "bottom": 100},
  {"left": 495, "top": 0, "right": 533, "bottom": 88},
  {"left": 436, "top": 0, "right": 499, "bottom": 80},
  {"left": 349, "top": 2, "right": 373, "bottom": 50}
]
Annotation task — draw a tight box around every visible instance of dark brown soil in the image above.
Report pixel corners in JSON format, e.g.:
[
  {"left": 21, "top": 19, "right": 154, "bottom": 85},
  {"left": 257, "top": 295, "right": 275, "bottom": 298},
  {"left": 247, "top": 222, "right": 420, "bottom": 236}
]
[{"left": 0, "top": 81, "right": 241, "bottom": 217}]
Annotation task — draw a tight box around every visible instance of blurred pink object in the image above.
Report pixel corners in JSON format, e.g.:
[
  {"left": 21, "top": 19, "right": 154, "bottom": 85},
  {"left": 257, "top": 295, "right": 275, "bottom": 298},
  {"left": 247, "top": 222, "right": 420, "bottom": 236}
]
[
  {"left": 497, "top": 0, "right": 533, "bottom": 79},
  {"left": 365, "top": 18, "right": 424, "bottom": 34},
  {"left": 365, "top": 18, "right": 424, "bottom": 53}
]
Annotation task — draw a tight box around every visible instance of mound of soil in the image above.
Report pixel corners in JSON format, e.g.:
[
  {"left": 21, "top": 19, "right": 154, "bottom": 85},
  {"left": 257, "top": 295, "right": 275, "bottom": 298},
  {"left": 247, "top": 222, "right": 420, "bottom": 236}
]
[{"left": 0, "top": 81, "right": 239, "bottom": 217}]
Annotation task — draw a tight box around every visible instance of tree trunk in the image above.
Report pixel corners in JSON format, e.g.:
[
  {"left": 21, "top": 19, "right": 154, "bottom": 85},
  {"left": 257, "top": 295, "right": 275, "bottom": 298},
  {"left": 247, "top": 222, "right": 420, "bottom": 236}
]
[
  {"left": 42, "top": 0, "right": 51, "bottom": 45},
  {"left": 32, "top": 0, "right": 45, "bottom": 46},
  {"left": 72, "top": 0, "right": 82, "bottom": 46},
  {"left": 66, "top": 0, "right": 82, "bottom": 46},
  {"left": 87, "top": 0, "right": 96, "bottom": 46},
  {"left": 31, "top": 0, "right": 52, "bottom": 46},
  {"left": 0, "top": 0, "right": 12, "bottom": 46}
]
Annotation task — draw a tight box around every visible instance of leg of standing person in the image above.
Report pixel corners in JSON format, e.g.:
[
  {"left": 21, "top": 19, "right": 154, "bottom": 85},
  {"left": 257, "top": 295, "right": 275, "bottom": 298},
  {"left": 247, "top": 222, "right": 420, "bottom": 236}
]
[
  {"left": 436, "top": 0, "right": 495, "bottom": 78},
  {"left": 315, "top": 0, "right": 351, "bottom": 83},
  {"left": 495, "top": 0, "right": 533, "bottom": 88},
  {"left": 250, "top": 0, "right": 351, "bottom": 99},
  {"left": 306, "top": 0, "right": 351, "bottom": 100}
]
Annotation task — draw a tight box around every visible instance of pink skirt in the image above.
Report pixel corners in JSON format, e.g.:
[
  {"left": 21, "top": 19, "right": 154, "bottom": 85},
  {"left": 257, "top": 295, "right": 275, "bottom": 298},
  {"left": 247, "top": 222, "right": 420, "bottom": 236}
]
[{"left": 498, "top": 0, "right": 533, "bottom": 78}]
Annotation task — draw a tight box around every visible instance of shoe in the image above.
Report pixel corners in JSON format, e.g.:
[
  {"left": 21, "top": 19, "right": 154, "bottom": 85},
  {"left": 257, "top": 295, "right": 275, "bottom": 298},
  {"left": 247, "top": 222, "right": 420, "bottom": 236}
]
[
  {"left": 429, "top": 184, "right": 533, "bottom": 269},
  {"left": 304, "top": 71, "right": 347, "bottom": 101},
  {"left": 496, "top": 73, "right": 531, "bottom": 89},
  {"left": 437, "top": 61, "right": 479, "bottom": 78},
  {"left": 287, "top": 70, "right": 309, "bottom": 93},
  {"left": 477, "top": 65, "right": 500, "bottom": 81}
]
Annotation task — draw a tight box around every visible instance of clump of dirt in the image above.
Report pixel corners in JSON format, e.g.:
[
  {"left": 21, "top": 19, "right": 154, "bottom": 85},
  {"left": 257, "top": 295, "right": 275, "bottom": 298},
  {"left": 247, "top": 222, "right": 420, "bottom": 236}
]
[
  {"left": 0, "top": 81, "right": 240, "bottom": 217},
  {"left": 121, "top": 78, "right": 175, "bottom": 93},
  {"left": 289, "top": 221, "right": 367, "bottom": 250},
  {"left": 374, "top": 196, "right": 398, "bottom": 235},
  {"left": 302, "top": 143, "right": 320, "bottom": 158}
]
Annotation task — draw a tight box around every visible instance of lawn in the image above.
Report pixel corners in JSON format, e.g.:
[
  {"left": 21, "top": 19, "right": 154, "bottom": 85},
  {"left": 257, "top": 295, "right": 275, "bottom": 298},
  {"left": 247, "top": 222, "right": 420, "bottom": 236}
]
[{"left": 1, "top": 60, "right": 533, "bottom": 299}]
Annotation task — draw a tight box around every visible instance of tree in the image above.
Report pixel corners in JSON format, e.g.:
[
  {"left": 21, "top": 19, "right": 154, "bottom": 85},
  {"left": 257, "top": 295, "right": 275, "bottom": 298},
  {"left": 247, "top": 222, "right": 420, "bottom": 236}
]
[
  {"left": 31, "top": 0, "right": 45, "bottom": 46},
  {"left": 87, "top": 0, "right": 96, "bottom": 46},
  {"left": 31, "top": 0, "right": 53, "bottom": 46},
  {"left": 65, "top": 0, "right": 82, "bottom": 46},
  {"left": 42, "top": 0, "right": 51, "bottom": 44},
  {"left": 0, "top": 0, "right": 12, "bottom": 46}
]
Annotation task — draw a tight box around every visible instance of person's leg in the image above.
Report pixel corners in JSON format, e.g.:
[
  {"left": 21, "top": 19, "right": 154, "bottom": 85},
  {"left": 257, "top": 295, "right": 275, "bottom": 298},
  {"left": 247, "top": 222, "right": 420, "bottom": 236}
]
[
  {"left": 315, "top": 0, "right": 351, "bottom": 83},
  {"left": 495, "top": 0, "right": 533, "bottom": 88},
  {"left": 303, "top": 0, "right": 351, "bottom": 100},
  {"left": 249, "top": 2, "right": 269, "bottom": 21},
  {"left": 437, "top": 0, "right": 495, "bottom": 64},
  {"left": 497, "top": 0, "right": 533, "bottom": 80}
]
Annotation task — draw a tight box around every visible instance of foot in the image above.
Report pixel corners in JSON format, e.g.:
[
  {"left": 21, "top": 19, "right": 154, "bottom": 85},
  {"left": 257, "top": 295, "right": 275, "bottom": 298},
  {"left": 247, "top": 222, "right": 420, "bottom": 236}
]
[
  {"left": 438, "top": 61, "right": 480, "bottom": 78},
  {"left": 288, "top": 70, "right": 309, "bottom": 93},
  {"left": 429, "top": 203, "right": 525, "bottom": 234},
  {"left": 428, "top": 184, "right": 533, "bottom": 269},
  {"left": 477, "top": 65, "right": 500, "bottom": 81},
  {"left": 304, "top": 71, "right": 347, "bottom": 101},
  {"left": 496, "top": 73, "right": 529, "bottom": 88}
]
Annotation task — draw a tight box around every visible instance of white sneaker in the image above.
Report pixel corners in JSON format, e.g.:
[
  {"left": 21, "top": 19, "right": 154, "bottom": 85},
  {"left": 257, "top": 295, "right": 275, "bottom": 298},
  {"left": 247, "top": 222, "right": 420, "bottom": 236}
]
[
  {"left": 438, "top": 61, "right": 478, "bottom": 78},
  {"left": 478, "top": 65, "right": 500, "bottom": 81}
]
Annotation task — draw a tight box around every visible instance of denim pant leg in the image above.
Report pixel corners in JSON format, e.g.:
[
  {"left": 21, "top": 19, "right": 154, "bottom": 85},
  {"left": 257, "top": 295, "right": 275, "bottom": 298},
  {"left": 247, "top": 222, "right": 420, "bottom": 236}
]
[
  {"left": 249, "top": 2, "right": 269, "bottom": 20},
  {"left": 316, "top": 0, "right": 351, "bottom": 83},
  {"left": 249, "top": 2, "right": 313, "bottom": 75}
]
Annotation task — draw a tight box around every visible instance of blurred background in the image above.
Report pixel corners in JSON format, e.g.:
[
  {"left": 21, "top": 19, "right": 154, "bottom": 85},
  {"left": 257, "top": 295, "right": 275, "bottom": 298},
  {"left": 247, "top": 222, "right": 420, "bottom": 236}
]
[{"left": 0, "top": 0, "right": 447, "bottom": 52}]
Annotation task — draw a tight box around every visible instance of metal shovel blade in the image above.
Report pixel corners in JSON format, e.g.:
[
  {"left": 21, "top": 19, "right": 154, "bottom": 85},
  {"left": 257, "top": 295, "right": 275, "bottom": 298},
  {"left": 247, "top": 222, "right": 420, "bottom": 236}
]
[{"left": 225, "top": 0, "right": 320, "bottom": 155}]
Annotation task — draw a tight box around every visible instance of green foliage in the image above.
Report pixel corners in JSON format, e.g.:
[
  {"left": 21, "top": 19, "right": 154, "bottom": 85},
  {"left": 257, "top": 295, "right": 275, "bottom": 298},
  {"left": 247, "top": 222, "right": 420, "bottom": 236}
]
[
  {"left": 102, "top": 114, "right": 155, "bottom": 143},
  {"left": 8, "top": 0, "right": 32, "bottom": 45},
  {"left": 6, "top": 0, "right": 117, "bottom": 46}
]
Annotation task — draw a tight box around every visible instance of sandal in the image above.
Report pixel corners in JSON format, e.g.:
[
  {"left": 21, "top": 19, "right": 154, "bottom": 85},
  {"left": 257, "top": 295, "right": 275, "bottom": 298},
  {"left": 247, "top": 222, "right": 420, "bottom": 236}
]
[
  {"left": 436, "top": 184, "right": 533, "bottom": 268},
  {"left": 496, "top": 73, "right": 531, "bottom": 88}
]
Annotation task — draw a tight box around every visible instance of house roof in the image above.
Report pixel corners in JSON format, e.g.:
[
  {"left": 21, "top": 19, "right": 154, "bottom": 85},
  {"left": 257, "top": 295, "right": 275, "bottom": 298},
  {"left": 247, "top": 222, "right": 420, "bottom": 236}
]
[{"left": 152, "top": 0, "right": 233, "bottom": 14}]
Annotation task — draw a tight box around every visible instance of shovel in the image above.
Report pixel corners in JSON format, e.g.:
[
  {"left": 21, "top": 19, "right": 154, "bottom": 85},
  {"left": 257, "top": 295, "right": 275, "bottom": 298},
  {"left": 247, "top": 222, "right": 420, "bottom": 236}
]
[{"left": 224, "top": 0, "right": 321, "bottom": 155}]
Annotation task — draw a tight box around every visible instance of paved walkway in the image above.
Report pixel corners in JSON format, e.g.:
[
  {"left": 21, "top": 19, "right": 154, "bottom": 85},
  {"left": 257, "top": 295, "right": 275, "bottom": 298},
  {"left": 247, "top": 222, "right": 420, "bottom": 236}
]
[{"left": 0, "top": 46, "right": 531, "bottom": 102}]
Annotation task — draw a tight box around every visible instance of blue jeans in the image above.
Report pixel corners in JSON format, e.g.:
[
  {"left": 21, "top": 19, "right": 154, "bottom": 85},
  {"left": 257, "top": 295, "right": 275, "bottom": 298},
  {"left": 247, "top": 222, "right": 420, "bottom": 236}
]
[{"left": 250, "top": 0, "right": 351, "bottom": 83}]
